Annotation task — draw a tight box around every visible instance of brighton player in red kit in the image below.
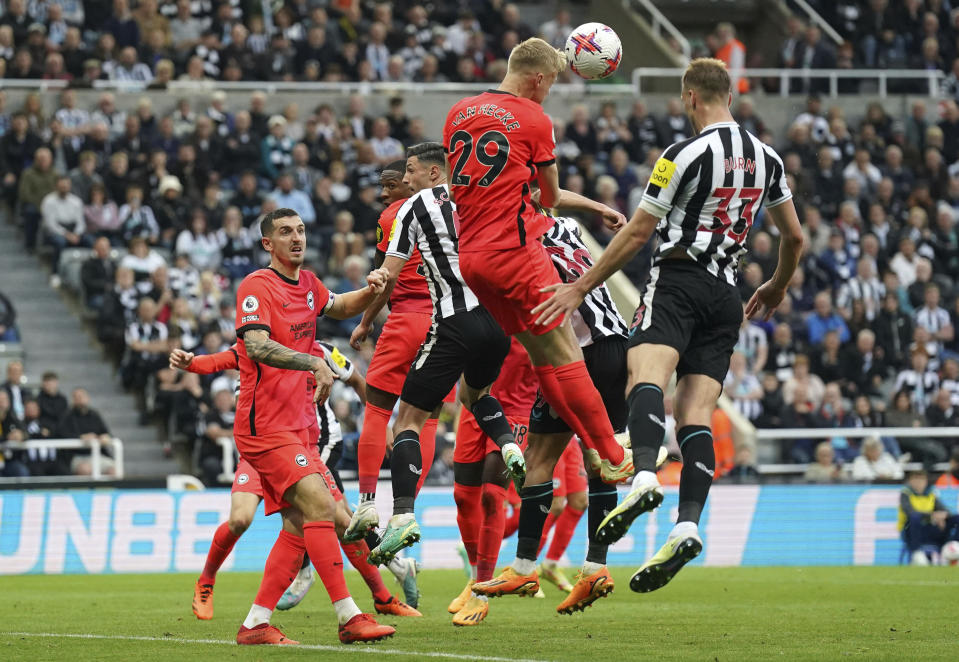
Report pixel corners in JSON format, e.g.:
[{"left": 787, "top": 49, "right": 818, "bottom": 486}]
[
  {"left": 447, "top": 338, "right": 538, "bottom": 626},
  {"left": 444, "top": 37, "right": 633, "bottom": 590},
  {"left": 169, "top": 342, "right": 420, "bottom": 621},
  {"left": 345, "top": 161, "right": 453, "bottom": 546},
  {"left": 230, "top": 207, "right": 395, "bottom": 645}
]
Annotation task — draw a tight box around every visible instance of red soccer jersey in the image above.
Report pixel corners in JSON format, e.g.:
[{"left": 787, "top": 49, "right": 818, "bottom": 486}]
[
  {"left": 444, "top": 90, "right": 556, "bottom": 252},
  {"left": 233, "top": 268, "right": 333, "bottom": 440},
  {"left": 376, "top": 198, "right": 432, "bottom": 315},
  {"left": 490, "top": 337, "right": 538, "bottom": 419}
]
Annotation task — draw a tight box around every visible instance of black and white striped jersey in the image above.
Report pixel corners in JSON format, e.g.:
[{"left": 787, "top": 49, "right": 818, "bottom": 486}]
[
  {"left": 836, "top": 276, "right": 885, "bottom": 321},
  {"left": 312, "top": 341, "right": 355, "bottom": 454},
  {"left": 639, "top": 121, "right": 793, "bottom": 286},
  {"left": 386, "top": 184, "right": 479, "bottom": 319},
  {"left": 540, "top": 216, "right": 628, "bottom": 346},
  {"left": 915, "top": 305, "right": 951, "bottom": 337}
]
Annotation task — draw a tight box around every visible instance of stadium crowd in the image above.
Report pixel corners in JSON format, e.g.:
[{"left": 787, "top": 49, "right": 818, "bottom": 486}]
[{"left": 1, "top": 2, "right": 959, "bottom": 488}]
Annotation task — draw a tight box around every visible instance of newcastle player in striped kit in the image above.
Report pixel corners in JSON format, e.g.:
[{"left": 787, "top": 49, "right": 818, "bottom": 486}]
[{"left": 535, "top": 58, "right": 804, "bottom": 592}]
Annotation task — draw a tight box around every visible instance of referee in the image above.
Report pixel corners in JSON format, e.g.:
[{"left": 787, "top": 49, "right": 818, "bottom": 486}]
[{"left": 534, "top": 58, "right": 803, "bottom": 593}]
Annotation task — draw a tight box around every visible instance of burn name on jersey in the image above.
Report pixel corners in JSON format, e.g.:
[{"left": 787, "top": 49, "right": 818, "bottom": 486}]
[
  {"left": 449, "top": 104, "right": 521, "bottom": 132},
  {"left": 290, "top": 320, "right": 315, "bottom": 341}
]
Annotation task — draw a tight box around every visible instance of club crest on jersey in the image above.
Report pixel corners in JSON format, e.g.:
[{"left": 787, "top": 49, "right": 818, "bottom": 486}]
[
  {"left": 295, "top": 454, "right": 308, "bottom": 467},
  {"left": 242, "top": 295, "right": 259, "bottom": 313},
  {"left": 307, "top": 291, "right": 314, "bottom": 310},
  {"left": 237, "top": 473, "right": 249, "bottom": 485},
  {"left": 650, "top": 157, "right": 677, "bottom": 188}
]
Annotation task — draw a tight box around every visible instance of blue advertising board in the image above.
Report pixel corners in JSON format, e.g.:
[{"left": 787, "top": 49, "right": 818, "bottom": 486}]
[{"left": 1, "top": 485, "right": 956, "bottom": 574}]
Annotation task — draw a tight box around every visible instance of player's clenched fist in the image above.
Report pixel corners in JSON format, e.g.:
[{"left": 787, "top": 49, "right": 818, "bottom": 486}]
[
  {"left": 169, "top": 348, "right": 195, "bottom": 370},
  {"left": 366, "top": 267, "right": 390, "bottom": 294}
]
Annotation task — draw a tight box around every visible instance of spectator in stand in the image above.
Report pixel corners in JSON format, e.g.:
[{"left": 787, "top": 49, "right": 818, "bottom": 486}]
[
  {"left": 894, "top": 345, "right": 940, "bottom": 415},
  {"left": 926, "top": 387, "right": 959, "bottom": 435},
  {"left": 109, "top": 46, "right": 152, "bottom": 83},
  {"left": 41, "top": 175, "right": 88, "bottom": 268},
  {"left": 936, "top": 448, "right": 959, "bottom": 488},
  {"left": 270, "top": 172, "right": 315, "bottom": 225},
  {"left": 837, "top": 257, "right": 884, "bottom": 321},
  {"left": 118, "top": 185, "right": 160, "bottom": 245},
  {"left": 899, "top": 469, "right": 959, "bottom": 565},
  {"left": 807, "top": 291, "right": 851, "bottom": 346},
  {"left": 81, "top": 236, "right": 116, "bottom": 311},
  {"left": 261, "top": 115, "right": 293, "bottom": 180},
  {"left": 713, "top": 22, "right": 748, "bottom": 93},
  {"left": 724, "top": 351, "right": 763, "bottom": 422},
  {"left": 154, "top": 175, "right": 190, "bottom": 243},
  {"left": 811, "top": 330, "right": 844, "bottom": 384},
  {"left": 18, "top": 146, "right": 57, "bottom": 252},
  {"left": 942, "top": 358, "right": 959, "bottom": 404},
  {"left": 175, "top": 210, "right": 221, "bottom": 272},
  {"left": 783, "top": 354, "right": 826, "bottom": 409},
  {"left": 120, "top": 236, "right": 166, "bottom": 294},
  {"left": 840, "top": 329, "right": 886, "bottom": 398},
  {"left": 915, "top": 283, "right": 954, "bottom": 356},
  {"left": 804, "top": 441, "right": 841, "bottom": 483},
  {"left": 59, "top": 388, "right": 116, "bottom": 476},
  {"left": 1, "top": 361, "right": 28, "bottom": 423},
  {"left": 197, "top": 387, "right": 235, "bottom": 485},
  {"left": 876, "top": 291, "right": 914, "bottom": 369},
  {"left": 0, "top": 389, "right": 28, "bottom": 477},
  {"left": 35, "top": 371, "right": 68, "bottom": 437},
  {"left": 217, "top": 206, "right": 256, "bottom": 282},
  {"left": 122, "top": 297, "right": 169, "bottom": 416}
]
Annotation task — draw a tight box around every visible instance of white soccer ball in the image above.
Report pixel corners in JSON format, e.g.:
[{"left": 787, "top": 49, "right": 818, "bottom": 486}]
[
  {"left": 565, "top": 23, "right": 623, "bottom": 80},
  {"left": 942, "top": 540, "right": 959, "bottom": 566}
]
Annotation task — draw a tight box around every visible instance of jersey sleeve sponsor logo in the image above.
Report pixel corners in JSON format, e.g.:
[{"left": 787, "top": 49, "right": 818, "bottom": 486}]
[
  {"left": 389, "top": 219, "right": 397, "bottom": 241},
  {"left": 236, "top": 473, "right": 249, "bottom": 485},
  {"left": 650, "top": 157, "right": 677, "bottom": 188},
  {"left": 241, "top": 314, "right": 260, "bottom": 323},
  {"left": 376, "top": 225, "right": 384, "bottom": 243},
  {"left": 295, "top": 453, "right": 308, "bottom": 467},
  {"left": 307, "top": 291, "right": 315, "bottom": 310},
  {"left": 330, "top": 347, "right": 348, "bottom": 369},
  {"left": 241, "top": 295, "right": 259, "bottom": 313}
]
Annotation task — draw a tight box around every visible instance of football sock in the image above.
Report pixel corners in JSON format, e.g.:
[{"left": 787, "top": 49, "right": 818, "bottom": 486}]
[
  {"left": 332, "top": 597, "right": 362, "bottom": 625},
  {"left": 454, "top": 482, "right": 482, "bottom": 566},
  {"left": 537, "top": 511, "right": 558, "bottom": 556},
  {"left": 342, "top": 540, "right": 392, "bottom": 603},
  {"left": 358, "top": 402, "right": 392, "bottom": 495},
  {"left": 252, "top": 530, "right": 306, "bottom": 612},
  {"left": 417, "top": 417, "right": 438, "bottom": 494},
  {"left": 364, "top": 530, "right": 382, "bottom": 553},
  {"left": 546, "top": 504, "right": 584, "bottom": 562},
  {"left": 303, "top": 521, "right": 351, "bottom": 604},
  {"left": 390, "top": 430, "right": 422, "bottom": 514},
  {"left": 242, "top": 604, "right": 273, "bottom": 629},
  {"left": 477, "top": 483, "right": 507, "bottom": 581},
  {"left": 503, "top": 502, "right": 520, "bottom": 539},
  {"left": 586, "top": 477, "right": 617, "bottom": 565},
  {"left": 200, "top": 521, "right": 240, "bottom": 584},
  {"left": 469, "top": 395, "right": 516, "bottom": 449},
  {"left": 677, "top": 425, "right": 715, "bottom": 525},
  {"left": 626, "top": 383, "right": 666, "bottom": 471},
  {"left": 582, "top": 560, "right": 606, "bottom": 575},
  {"left": 515, "top": 481, "right": 553, "bottom": 563}
]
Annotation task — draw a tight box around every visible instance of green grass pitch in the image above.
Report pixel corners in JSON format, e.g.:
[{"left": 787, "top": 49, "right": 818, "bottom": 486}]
[{"left": 1, "top": 567, "right": 956, "bottom": 661}]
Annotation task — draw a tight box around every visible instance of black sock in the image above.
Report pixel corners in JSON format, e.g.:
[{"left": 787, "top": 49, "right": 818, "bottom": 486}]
[
  {"left": 516, "top": 481, "right": 553, "bottom": 561},
  {"left": 360, "top": 492, "right": 375, "bottom": 503},
  {"left": 626, "top": 383, "right": 665, "bottom": 471},
  {"left": 391, "top": 430, "right": 422, "bottom": 514},
  {"left": 470, "top": 394, "right": 515, "bottom": 448},
  {"left": 586, "top": 477, "right": 617, "bottom": 565},
  {"left": 677, "top": 425, "right": 714, "bottom": 524},
  {"left": 301, "top": 553, "right": 311, "bottom": 570},
  {"left": 364, "top": 530, "right": 382, "bottom": 551}
]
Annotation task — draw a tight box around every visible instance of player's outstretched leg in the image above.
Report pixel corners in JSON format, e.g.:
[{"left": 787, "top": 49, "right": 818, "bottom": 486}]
[
  {"left": 539, "top": 503, "right": 582, "bottom": 594},
  {"left": 470, "top": 394, "right": 526, "bottom": 489},
  {"left": 451, "top": 467, "right": 482, "bottom": 613},
  {"left": 347, "top": 402, "right": 393, "bottom": 542},
  {"left": 369, "top": 430, "right": 423, "bottom": 565},
  {"left": 630, "top": 425, "right": 712, "bottom": 593},
  {"left": 195, "top": 492, "right": 259, "bottom": 620},
  {"left": 237, "top": 530, "right": 307, "bottom": 645},
  {"left": 340, "top": 540, "right": 421, "bottom": 617},
  {"left": 558, "top": 473, "right": 617, "bottom": 614}
]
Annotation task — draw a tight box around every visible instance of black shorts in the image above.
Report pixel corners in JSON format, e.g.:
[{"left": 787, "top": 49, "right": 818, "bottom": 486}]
[
  {"left": 628, "top": 259, "right": 742, "bottom": 384},
  {"left": 321, "top": 443, "right": 344, "bottom": 493},
  {"left": 400, "top": 306, "right": 510, "bottom": 412},
  {"left": 528, "top": 335, "right": 628, "bottom": 435}
]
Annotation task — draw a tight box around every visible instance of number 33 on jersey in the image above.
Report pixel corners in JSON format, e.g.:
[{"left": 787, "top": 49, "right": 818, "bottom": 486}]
[{"left": 444, "top": 90, "right": 557, "bottom": 252}]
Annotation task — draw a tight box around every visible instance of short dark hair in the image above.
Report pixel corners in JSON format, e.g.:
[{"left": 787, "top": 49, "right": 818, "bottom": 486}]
[
  {"left": 381, "top": 160, "right": 406, "bottom": 177},
  {"left": 260, "top": 207, "right": 299, "bottom": 237},
  {"left": 406, "top": 141, "right": 445, "bottom": 168},
  {"left": 682, "top": 57, "right": 731, "bottom": 103},
  {"left": 42, "top": 371, "right": 58, "bottom": 381}
]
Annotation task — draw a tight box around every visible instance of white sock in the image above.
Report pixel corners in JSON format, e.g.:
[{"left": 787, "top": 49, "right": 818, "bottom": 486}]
[
  {"left": 333, "top": 597, "right": 362, "bottom": 625},
  {"left": 512, "top": 557, "right": 536, "bottom": 575},
  {"left": 541, "top": 558, "right": 557, "bottom": 570},
  {"left": 470, "top": 564, "right": 478, "bottom": 580},
  {"left": 391, "top": 512, "right": 415, "bottom": 526},
  {"left": 668, "top": 521, "right": 699, "bottom": 541},
  {"left": 581, "top": 561, "right": 605, "bottom": 575},
  {"left": 471, "top": 592, "right": 488, "bottom": 602},
  {"left": 242, "top": 604, "right": 272, "bottom": 629},
  {"left": 632, "top": 470, "right": 658, "bottom": 490},
  {"left": 387, "top": 556, "right": 405, "bottom": 577}
]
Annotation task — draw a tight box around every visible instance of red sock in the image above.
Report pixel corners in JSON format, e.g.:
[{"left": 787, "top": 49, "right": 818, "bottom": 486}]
[
  {"left": 454, "top": 482, "right": 482, "bottom": 566},
  {"left": 253, "top": 530, "right": 306, "bottom": 609},
  {"left": 200, "top": 521, "right": 240, "bottom": 584},
  {"left": 546, "top": 505, "right": 585, "bottom": 562},
  {"left": 503, "top": 503, "right": 520, "bottom": 539},
  {"left": 477, "top": 483, "right": 506, "bottom": 581},
  {"left": 537, "top": 512, "right": 558, "bottom": 556},
  {"left": 342, "top": 540, "right": 391, "bottom": 603},
  {"left": 417, "top": 418, "right": 438, "bottom": 494},
  {"left": 358, "top": 403, "right": 392, "bottom": 494},
  {"left": 303, "top": 521, "right": 350, "bottom": 603},
  {"left": 553, "top": 361, "right": 624, "bottom": 464}
]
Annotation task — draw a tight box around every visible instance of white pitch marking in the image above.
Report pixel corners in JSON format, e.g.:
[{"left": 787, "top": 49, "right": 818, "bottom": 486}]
[{"left": 0, "top": 631, "right": 553, "bottom": 662}]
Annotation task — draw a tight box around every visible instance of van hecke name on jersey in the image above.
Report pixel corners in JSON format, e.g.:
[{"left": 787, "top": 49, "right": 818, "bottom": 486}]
[
  {"left": 450, "top": 104, "right": 521, "bottom": 132},
  {"left": 725, "top": 156, "right": 757, "bottom": 175}
]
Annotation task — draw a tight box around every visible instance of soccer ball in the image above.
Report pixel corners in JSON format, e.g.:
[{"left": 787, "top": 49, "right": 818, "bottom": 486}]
[
  {"left": 942, "top": 540, "right": 959, "bottom": 566},
  {"left": 565, "top": 23, "right": 623, "bottom": 80}
]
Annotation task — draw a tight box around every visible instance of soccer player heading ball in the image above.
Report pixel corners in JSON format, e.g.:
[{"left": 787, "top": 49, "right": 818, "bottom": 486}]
[{"left": 535, "top": 58, "right": 803, "bottom": 592}]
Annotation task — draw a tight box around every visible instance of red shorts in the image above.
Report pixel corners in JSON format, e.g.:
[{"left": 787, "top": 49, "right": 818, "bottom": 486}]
[
  {"left": 367, "top": 310, "right": 456, "bottom": 403},
  {"left": 454, "top": 407, "right": 528, "bottom": 464},
  {"left": 459, "top": 242, "right": 563, "bottom": 337},
  {"left": 235, "top": 428, "right": 342, "bottom": 516},
  {"left": 231, "top": 458, "right": 263, "bottom": 496},
  {"left": 552, "top": 439, "right": 588, "bottom": 497}
]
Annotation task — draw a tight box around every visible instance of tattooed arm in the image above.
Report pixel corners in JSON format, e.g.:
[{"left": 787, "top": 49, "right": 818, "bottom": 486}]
[{"left": 243, "top": 329, "right": 335, "bottom": 404}]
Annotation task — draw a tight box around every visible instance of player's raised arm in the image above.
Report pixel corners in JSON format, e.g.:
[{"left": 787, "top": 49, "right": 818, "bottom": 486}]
[
  {"left": 171, "top": 347, "right": 239, "bottom": 374},
  {"left": 325, "top": 267, "right": 390, "bottom": 321},
  {"left": 535, "top": 186, "right": 627, "bottom": 231},
  {"left": 350, "top": 255, "right": 406, "bottom": 350}
]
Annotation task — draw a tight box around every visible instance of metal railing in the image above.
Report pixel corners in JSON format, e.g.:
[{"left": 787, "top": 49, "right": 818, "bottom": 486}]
[
  {"left": 633, "top": 66, "right": 945, "bottom": 98},
  {"left": 789, "top": 0, "right": 844, "bottom": 46},
  {"left": 0, "top": 437, "right": 125, "bottom": 481},
  {"left": 628, "top": 0, "right": 691, "bottom": 62}
]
